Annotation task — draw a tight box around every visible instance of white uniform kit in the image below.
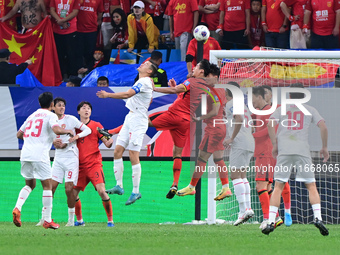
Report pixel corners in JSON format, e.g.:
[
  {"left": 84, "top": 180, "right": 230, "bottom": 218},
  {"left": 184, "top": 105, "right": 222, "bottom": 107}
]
[
  {"left": 225, "top": 99, "right": 255, "bottom": 169},
  {"left": 117, "top": 77, "right": 153, "bottom": 151},
  {"left": 52, "top": 115, "right": 91, "bottom": 185},
  {"left": 19, "top": 109, "right": 59, "bottom": 180},
  {"left": 270, "top": 104, "right": 324, "bottom": 183}
]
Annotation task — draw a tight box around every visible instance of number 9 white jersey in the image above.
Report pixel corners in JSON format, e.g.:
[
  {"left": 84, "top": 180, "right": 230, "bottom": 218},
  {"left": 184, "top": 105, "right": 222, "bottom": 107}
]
[{"left": 19, "top": 109, "right": 59, "bottom": 163}]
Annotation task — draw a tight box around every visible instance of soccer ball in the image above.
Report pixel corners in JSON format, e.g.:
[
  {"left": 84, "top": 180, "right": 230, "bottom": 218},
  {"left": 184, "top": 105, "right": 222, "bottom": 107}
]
[{"left": 193, "top": 25, "right": 210, "bottom": 41}]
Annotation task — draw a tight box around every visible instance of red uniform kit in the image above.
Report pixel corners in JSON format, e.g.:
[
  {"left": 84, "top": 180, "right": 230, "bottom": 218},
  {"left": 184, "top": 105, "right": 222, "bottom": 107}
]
[
  {"left": 77, "top": 0, "right": 104, "bottom": 33},
  {"left": 199, "top": 0, "right": 220, "bottom": 30},
  {"left": 186, "top": 37, "right": 221, "bottom": 67},
  {"left": 150, "top": 78, "right": 208, "bottom": 148},
  {"left": 199, "top": 88, "right": 227, "bottom": 153},
  {"left": 219, "top": 0, "right": 250, "bottom": 31},
  {"left": 75, "top": 120, "right": 105, "bottom": 191},
  {"left": 282, "top": 0, "right": 305, "bottom": 28},
  {"left": 262, "top": 0, "right": 287, "bottom": 32},
  {"left": 50, "top": 0, "right": 81, "bottom": 34},
  {"left": 252, "top": 104, "right": 275, "bottom": 182}
]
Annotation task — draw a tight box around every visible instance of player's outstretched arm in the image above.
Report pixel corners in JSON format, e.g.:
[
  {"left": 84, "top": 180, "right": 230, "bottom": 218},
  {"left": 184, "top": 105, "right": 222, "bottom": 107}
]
[
  {"left": 52, "top": 126, "right": 74, "bottom": 137},
  {"left": 267, "top": 119, "right": 278, "bottom": 158},
  {"left": 153, "top": 83, "right": 186, "bottom": 94},
  {"left": 96, "top": 89, "right": 136, "bottom": 99},
  {"left": 318, "top": 120, "right": 329, "bottom": 162}
]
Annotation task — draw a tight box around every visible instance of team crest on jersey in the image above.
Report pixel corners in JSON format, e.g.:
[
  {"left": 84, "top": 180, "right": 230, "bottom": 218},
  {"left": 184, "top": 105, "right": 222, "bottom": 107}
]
[
  {"left": 327, "top": 1, "right": 332, "bottom": 7},
  {"left": 229, "top": 106, "right": 233, "bottom": 113},
  {"left": 62, "top": 124, "right": 66, "bottom": 129},
  {"left": 271, "top": 3, "right": 275, "bottom": 9}
]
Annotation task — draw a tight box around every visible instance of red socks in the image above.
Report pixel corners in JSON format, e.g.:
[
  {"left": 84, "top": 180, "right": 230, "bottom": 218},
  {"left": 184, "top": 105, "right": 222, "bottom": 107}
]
[
  {"left": 102, "top": 199, "right": 113, "bottom": 222},
  {"left": 214, "top": 158, "right": 229, "bottom": 185},
  {"left": 258, "top": 189, "right": 270, "bottom": 219},
  {"left": 75, "top": 199, "right": 82, "bottom": 221},
  {"left": 172, "top": 157, "right": 182, "bottom": 187},
  {"left": 282, "top": 182, "right": 291, "bottom": 210},
  {"left": 190, "top": 158, "right": 207, "bottom": 187}
]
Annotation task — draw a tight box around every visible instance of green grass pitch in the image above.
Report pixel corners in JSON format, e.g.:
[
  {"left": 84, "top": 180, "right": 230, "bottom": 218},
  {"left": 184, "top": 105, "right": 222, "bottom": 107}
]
[{"left": 0, "top": 222, "right": 339, "bottom": 255}]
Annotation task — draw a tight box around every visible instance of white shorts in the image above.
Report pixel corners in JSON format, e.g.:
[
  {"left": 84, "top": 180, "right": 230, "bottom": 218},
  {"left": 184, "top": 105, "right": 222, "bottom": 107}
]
[
  {"left": 229, "top": 148, "right": 253, "bottom": 170},
  {"left": 52, "top": 156, "right": 79, "bottom": 185},
  {"left": 274, "top": 155, "right": 315, "bottom": 183},
  {"left": 116, "top": 112, "right": 148, "bottom": 152},
  {"left": 21, "top": 161, "right": 52, "bottom": 181}
]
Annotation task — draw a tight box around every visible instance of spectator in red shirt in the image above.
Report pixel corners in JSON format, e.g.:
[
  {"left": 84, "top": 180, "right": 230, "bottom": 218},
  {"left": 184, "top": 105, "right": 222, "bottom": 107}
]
[
  {"left": 198, "top": 0, "right": 221, "bottom": 44},
  {"left": 110, "top": 0, "right": 131, "bottom": 15},
  {"left": 168, "top": 0, "right": 199, "bottom": 61},
  {"left": 101, "top": 0, "right": 114, "bottom": 63},
  {"left": 217, "top": 0, "right": 251, "bottom": 50},
  {"left": 303, "top": 0, "right": 340, "bottom": 49},
  {"left": 110, "top": 8, "right": 129, "bottom": 49},
  {"left": 261, "top": 0, "right": 289, "bottom": 49},
  {"left": 49, "top": 0, "right": 80, "bottom": 78},
  {"left": 77, "top": 0, "right": 104, "bottom": 69},
  {"left": 249, "top": 0, "right": 265, "bottom": 47}
]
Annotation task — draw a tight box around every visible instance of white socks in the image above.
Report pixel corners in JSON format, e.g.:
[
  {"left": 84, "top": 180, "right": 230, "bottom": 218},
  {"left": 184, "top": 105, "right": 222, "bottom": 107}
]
[
  {"left": 312, "top": 204, "right": 322, "bottom": 221},
  {"left": 285, "top": 208, "right": 291, "bottom": 215},
  {"left": 233, "top": 179, "right": 246, "bottom": 213},
  {"left": 132, "top": 163, "right": 141, "bottom": 194},
  {"left": 243, "top": 178, "right": 251, "bottom": 209},
  {"left": 15, "top": 185, "right": 32, "bottom": 211},
  {"left": 114, "top": 158, "right": 124, "bottom": 187},
  {"left": 68, "top": 207, "right": 75, "bottom": 224},
  {"left": 269, "top": 205, "right": 278, "bottom": 224},
  {"left": 42, "top": 190, "right": 53, "bottom": 222}
]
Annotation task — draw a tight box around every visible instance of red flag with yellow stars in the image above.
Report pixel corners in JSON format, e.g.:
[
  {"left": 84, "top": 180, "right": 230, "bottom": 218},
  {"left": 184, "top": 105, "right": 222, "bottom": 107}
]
[
  {"left": 0, "top": 0, "right": 18, "bottom": 31},
  {"left": 0, "top": 17, "right": 62, "bottom": 86}
]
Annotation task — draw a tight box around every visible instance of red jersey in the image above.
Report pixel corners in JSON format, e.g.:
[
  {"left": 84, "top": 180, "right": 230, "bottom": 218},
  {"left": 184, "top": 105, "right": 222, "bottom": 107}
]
[
  {"left": 77, "top": 120, "right": 104, "bottom": 167},
  {"left": 250, "top": 12, "right": 264, "bottom": 46},
  {"left": 168, "top": 78, "right": 207, "bottom": 120},
  {"left": 204, "top": 88, "right": 227, "bottom": 127},
  {"left": 77, "top": 0, "right": 104, "bottom": 33},
  {"left": 102, "top": 0, "right": 111, "bottom": 23},
  {"left": 168, "top": 0, "right": 199, "bottom": 37},
  {"left": 306, "top": 0, "right": 340, "bottom": 36},
  {"left": 50, "top": 0, "right": 81, "bottom": 34},
  {"left": 220, "top": 0, "right": 250, "bottom": 31},
  {"left": 112, "top": 0, "right": 131, "bottom": 14},
  {"left": 199, "top": 0, "right": 220, "bottom": 30},
  {"left": 252, "top": 104, "right": 273, "bottom": 157},
  {"left": 262, "top": 0, "right": 286, "bottom": 32},
  {"left": 186, "top": 37, "right": 221, "bottom": 68},
  {"left": 282, "top": 0, "right": 304, "bottom": 27}
]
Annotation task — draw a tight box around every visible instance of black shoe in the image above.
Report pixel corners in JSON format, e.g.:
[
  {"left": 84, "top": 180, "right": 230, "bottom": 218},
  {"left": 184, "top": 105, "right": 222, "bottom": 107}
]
[
  {"left": 262, "top": 223, "right": 275, "bottom": 235},
  {"left": 97, "top": 127, "right": 112, "bottom": 140},
  {"left": 166, "top": 186, "right": 178, "bottom": 199},
  {"left": 314, "top": 218, "right": 329, "bottom": 236}
]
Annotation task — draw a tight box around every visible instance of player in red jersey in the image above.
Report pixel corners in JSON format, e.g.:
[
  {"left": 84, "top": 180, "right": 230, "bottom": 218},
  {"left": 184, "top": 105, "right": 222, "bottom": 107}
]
[
  {"left": 151, "top": 59, "right": 211, "bottom": 198},
  {"left": 177, "top": 63, "right": 232, "bottom": 200},
  {"left": 252, "top": 86, "right": 292, "bottom": 229},
  {"left": 73, "top": 101, "right": 115, "bottom": 227}
]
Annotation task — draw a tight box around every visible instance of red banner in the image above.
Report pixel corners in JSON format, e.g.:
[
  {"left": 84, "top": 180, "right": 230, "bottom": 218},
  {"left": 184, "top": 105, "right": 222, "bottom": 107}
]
[{"left": 0, "top": 17, "right": 62, "bottom": 86}]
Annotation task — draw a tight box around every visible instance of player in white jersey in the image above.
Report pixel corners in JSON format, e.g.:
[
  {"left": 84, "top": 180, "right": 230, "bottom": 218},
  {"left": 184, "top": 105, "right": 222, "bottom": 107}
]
[
  {"left": 96, "top": 60, "right": 157, "bottom": 205},
  {"left": 224, "top": 82, "right": 255, "bottom": 226},
  {"left": 262, "top": 83, "right": 329, "bottom": 236},
  {"left": 13, "top": 92, "right": 74, "bottom": 229}
]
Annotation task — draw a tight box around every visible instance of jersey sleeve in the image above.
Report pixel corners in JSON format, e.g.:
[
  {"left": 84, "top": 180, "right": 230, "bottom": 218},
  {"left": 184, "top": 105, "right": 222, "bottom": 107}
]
[
  {"left": 262, "top": 0, "right": 267, "bottom": 7},
  {"left": 310, "top": 106, "right": 323, "bottom": 126},
  {"left": 186, "top": 39, "right": 197, "bottom": 57},
  {"left": 190, "top": 0, "right": 199, "bottom": 12},
  {"left": 181, "top": 79, "right": 191, "bottom": 91},
  {"left": 49, "top": 113, "right": 59, "bottom": 129},
  {"left": 19, "top": 118, "right": 29, "bottom": 133},
  {"left": 245, "top": 0, "right": 250, "bottom": 9},
  {"left": 97, "top": 122, "right": 104, "bottom": 140}
]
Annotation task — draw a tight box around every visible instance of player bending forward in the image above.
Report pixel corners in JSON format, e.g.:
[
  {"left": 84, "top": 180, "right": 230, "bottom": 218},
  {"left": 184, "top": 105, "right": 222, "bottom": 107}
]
[{"left": 13, "top": 92, "right": 74, "bottom": 229}]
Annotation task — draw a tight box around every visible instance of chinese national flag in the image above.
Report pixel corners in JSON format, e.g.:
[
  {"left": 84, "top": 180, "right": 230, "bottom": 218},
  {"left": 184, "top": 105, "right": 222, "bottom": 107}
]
[
  {"left": 0, "top": 17, "right": 62, "bottom": 86},
  {"left": 0, "top": 0, "right": 17, "bottom": 30}
]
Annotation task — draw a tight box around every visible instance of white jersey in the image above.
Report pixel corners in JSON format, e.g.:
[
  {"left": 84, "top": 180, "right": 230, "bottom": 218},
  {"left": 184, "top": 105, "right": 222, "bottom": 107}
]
[
  {"left": 126, "top": 77, "right": 153, "bottom": 116},
  {"left": 54, "top": 114, "right": 91, "bottom": 158},
  {"left": 19, "top": 109, "right": 59, "bottom": 163},
  {"left": 270, "top": 104, "right": 323, "bottom": 158},
  {"left": 225, "top": 99, "right": 255, "bottom": 152}
]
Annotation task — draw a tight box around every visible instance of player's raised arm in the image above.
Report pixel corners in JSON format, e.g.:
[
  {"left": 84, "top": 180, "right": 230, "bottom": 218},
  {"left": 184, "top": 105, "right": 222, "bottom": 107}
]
[
  {"left": 153, "top": 83, "right": 187, "bottom": 94},
  {"left": 317, "top": 120, "right": 329, "bottom": 162},
  {"left": 97, "top": 89, "right": 136, "bottom": 99},
  {"left": 224, "top": 114, "right": 243, "bottom": 146}
]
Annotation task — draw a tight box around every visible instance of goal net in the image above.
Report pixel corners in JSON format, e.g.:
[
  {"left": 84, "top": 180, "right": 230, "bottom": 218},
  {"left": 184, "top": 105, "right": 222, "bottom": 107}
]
[{"left": 206, "top": 49, "right": 340, "bottom": 225}]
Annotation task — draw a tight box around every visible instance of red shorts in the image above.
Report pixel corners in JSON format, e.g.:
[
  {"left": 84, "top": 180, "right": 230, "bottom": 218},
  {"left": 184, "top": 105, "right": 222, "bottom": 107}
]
[
  {"left": 150, "top": 111, "right": 190, "bottom": 148},
  {"left": 74, "top": 162, "right": 105, "bottom": 191},
  {"left": 255, "top": 157, "right": 276, "bottom": 183},
  {"left": 198, "top": 126, "right": 226, "bottom": 153}
]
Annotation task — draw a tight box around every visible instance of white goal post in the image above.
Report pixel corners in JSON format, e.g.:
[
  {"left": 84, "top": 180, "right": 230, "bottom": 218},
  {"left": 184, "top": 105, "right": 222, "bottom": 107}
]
[{"left": 206, "top": 49, "right": 340, "bottom": 225}]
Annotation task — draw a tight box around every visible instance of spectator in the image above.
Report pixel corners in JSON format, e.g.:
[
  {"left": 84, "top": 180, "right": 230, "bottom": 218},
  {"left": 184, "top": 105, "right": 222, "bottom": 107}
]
[
  {"left": 66, "top": 75, "right": 82, "bottom": 87},
  {"left": 110, "top": 0, "right": 131, "bottom": 15},
  {"left": 198, "top": 0, "right": 221, "bottom": 44},
  {"left": 102, "top": 0, "right": 114, "bottom": 63},
  {"left": 186, "top": 23, "right": 221, "bottom": 78},
  {"left": 133, "top": 0, "right": 167, "bottom": 31},
  {"left": 249, "top": 0, "right": 265, "bottom": 48},
  {"left": 168, "top": 0, "right": 199, "bottom": 61},
  {"left": 78, "top": 49, "right": 106, "bottom": 76},
  {"left": 217, "top": 0, "right": 250, "bottom": 50},
  {"left": 97, "top": 76, "right": 109, "bottom": 87},
  {"left": 127, "top": 1, "right": 160, "bottom": 55},
  {"left": 303, "top": 0, "right": 340, "bottom": 49},
  {"left": 261, "top": 0, "right": 289, "bottom": 49},
  {"left": 0, "top": 49, "right": 32, "bottom": 85},
  {"left": 49, "top": 0, "right": 80, "bottom": 79},
  {"left": 0, "top": 0, "right": 47, "bottom": 33},
  {"left": 110, "top": 8, "right": 129, "bottom": 50},
  {"left": 134, "top": 50, "right": 168, "bottom": 87},
  {"left": 77, "top": 0, "right": 104, "bottom": 68}
]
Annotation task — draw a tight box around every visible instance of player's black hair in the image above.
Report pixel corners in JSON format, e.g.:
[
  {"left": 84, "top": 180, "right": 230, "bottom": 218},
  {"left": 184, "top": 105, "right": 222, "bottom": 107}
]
[
  {"left": 226, "top": 81, "right": 240, "bottom": 97},
  {"left": 262, "top": 85, "right": 272, "bottom": 92},
  {"left": 39, "top": 92, "right": 54, "bottom": 108},
  {"left": 290, "top": 83, "right": 305, "bottom": 99},
  {"left": 97, "top": 76, "right": 109, "bottom": 84},
  {"left": 54, "top": 97, "right": 66, "bottom": 106},
  {"left": 198, "top": 59, "right": 210, "bottom": 77},
  {"left": 251, "top": 0, "right": 262, "bottom": 3},
  {"left": 209, "top": 63, "right": 220, "bottom": 78},
  {"left": 252, "top": 86, "right": 265, "bottom": 99},
  {"left": 151, "top": 51, "right": 163, "bottom": 61},
  {"left": 77, "top": 101, "right": 93, "bottom": 111}
]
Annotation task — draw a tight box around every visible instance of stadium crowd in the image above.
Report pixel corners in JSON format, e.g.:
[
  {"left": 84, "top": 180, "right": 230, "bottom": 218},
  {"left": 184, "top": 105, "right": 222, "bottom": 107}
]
[{"left": 1, "top": 0, "right": 340, "bottom": 85}]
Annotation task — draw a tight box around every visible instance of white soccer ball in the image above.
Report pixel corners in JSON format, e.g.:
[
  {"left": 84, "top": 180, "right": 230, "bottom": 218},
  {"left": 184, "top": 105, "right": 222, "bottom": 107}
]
[{"left": 193, "top": 25, "right": 210, "bottom": 41}]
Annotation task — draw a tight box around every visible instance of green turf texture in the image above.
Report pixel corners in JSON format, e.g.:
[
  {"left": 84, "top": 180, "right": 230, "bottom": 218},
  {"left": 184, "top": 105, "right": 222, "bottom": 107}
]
[{"left": 0, "top": 222, "right": 339, "bottom": 255}]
